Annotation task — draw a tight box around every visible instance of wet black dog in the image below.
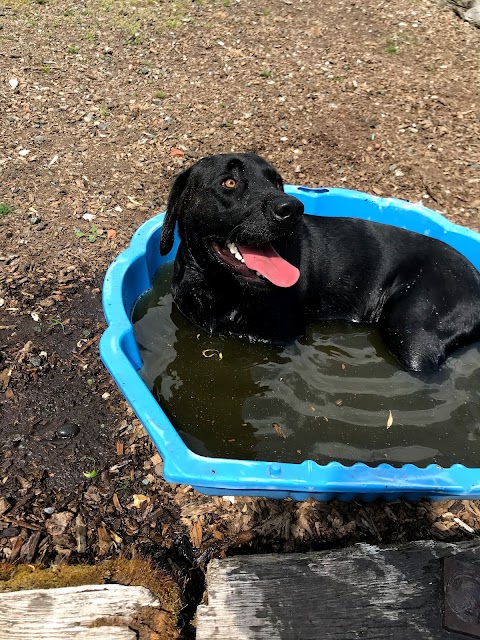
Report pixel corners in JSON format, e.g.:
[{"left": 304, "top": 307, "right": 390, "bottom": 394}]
[{"left": 160, "top": 153, "right": 480, "bottom": 371}]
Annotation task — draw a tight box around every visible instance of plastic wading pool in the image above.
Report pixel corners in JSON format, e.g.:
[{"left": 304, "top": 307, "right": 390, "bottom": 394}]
[{"left": 100, "top": 186, "right": 480, "bottom": 501}]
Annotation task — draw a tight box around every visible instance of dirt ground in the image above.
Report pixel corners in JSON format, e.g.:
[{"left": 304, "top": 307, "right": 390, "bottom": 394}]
[{"left": 1, "top": 0, "right": 480, "bottom": 635}]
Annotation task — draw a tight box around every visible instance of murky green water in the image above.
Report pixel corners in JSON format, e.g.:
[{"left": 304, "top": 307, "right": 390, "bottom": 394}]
[{"left": 132, "top": 263, "right": 480, "bottom": 468}]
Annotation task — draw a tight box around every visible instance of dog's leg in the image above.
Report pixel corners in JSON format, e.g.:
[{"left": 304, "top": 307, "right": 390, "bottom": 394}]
[{"left": 378, "top": 288, "right": 480, "bottom": 372}]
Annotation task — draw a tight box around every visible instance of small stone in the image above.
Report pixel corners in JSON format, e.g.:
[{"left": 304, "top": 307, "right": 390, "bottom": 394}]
[
  {"left": 29, "top": 355, "right": 41, "bottom": 367},
  {"left": 34, "top": 135, "right": 45, "bottom": 145},
  {"left": 30, "top": 216, "right": 41, "bottom": 224},
  {"left": 57, "top": 422, "right": 80, "bottom": 438},
  {"left": 43, "top": 507, "right": 56, "bottom": 515}
]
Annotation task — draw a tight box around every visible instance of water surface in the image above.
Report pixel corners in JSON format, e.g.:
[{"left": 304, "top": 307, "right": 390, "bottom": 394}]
[{"left": 133, "top": 263, "right": 480, "bottom": 468}]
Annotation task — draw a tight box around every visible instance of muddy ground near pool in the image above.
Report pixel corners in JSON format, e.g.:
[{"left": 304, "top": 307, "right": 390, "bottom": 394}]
[{"left": 1, "top": 0, "right": 480, "bottom": 636}]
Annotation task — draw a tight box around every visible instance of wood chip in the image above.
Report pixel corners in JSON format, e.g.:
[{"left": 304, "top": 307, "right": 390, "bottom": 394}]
[
  {"left": 453, "top": 517, "right": 475, "bottom": 534},
  {"left": 97, "top": 525, "right": 112, "bottom": 556},
  {"left": 150, "top": 453, "right": 162, "bottom": 466},
  {"left": 45, "top": 511, "right": 74, "bottom": 536},
  {"left": 132, "top": 494, "right": 150, "bottom": 508},
  {"left": 19, "top": 531, "right": 41, "bottom": 563},
  {"left": 75, "top": 514, "right": 87, "bottom": 554},
  {"left": 0, "top": 497, "right": 11, "bottom": 515},
  {"left": 190, "top": 519, "right": 203, "bottom": 548},
  {"left": 113, "top": 493, "right": 123, "bottom": 513},
  {"left": 0, "top": 368, "right": 12, "bottom": 392}
]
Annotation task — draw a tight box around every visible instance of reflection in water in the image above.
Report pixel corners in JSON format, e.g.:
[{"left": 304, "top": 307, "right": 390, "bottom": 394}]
[{"left": 133, "top": 264, "right": 480, "bottom": 468}]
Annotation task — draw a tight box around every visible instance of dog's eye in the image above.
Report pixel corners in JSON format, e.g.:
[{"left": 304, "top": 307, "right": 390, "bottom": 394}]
[{"left": 222, "top": 178, "right": 237, "bottom": 189}]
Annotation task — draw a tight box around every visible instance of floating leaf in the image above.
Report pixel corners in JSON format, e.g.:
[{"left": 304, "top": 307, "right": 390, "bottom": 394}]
[
  {"left": 273, "top": 423, "right": 286, "bottom": 439},
  {"left": 386, "top": 410, "right": 394, "bottom": 429},
  {"left": 202, "top": 349, "right": 222, "bottom": 360}
]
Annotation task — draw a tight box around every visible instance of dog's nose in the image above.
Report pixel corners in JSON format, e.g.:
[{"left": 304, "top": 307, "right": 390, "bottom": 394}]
[{"left": 273, "top": 197, "right": 304, "bottom": 221}]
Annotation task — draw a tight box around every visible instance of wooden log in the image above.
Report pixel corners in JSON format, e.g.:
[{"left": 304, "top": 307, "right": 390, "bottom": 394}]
[
  {"left": 197, "top": 541, "right": 480, "bottom": 639},
  {"left": 0, "top": 583, "right": 159, "bottom": 639}
]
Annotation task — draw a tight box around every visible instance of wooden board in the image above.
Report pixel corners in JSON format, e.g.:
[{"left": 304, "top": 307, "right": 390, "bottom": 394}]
[
  {"left": 0, "top": 583, "right": 159, "bottom": 639},
  {"left": 196, "top": 541, "right": 480, "bottom": 640}
]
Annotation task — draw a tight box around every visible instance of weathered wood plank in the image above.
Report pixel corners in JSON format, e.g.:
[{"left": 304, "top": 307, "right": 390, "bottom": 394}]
[
  {"left": 197, "top": 541, "right": 480, "bottom": 640},
  {"left": 0, "top": 583, "right": 159, "bottom": 639}
]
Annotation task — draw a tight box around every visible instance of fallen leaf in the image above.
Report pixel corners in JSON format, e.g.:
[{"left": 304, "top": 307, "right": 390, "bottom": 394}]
[
  {"left": 107, "top": 229, "right": 117, "bottom": 239},
  {"left": 273, "top": 423, "right": 286, "bottom": 439},
  {"left": 335, "top": 399, "right": 343, "bottom": 406},
  {"left": 116, "top": 441, "right": 124, "bottom": 455},
  {"left": 341, "top": 363, "right": 346, "bottom": 370},
  {"left": 170, "top": 148, "right": 185, "bottom": 157},
  {"left": 386, "top": 410, "right": 394, "bottom": 428},
  {"left": 4, "top": 389, "right": 14, "bottom": 400},
  {"left": 202, "top": 349, "right": 222, "bottom": 359}
]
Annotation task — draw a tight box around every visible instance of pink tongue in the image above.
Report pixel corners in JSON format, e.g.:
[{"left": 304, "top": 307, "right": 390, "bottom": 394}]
[{"left": 238, "top": 244, "right": 300, "bottom": 287}]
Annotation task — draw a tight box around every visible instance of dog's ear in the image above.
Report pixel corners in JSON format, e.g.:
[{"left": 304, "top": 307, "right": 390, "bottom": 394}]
[{"left": 160, "top": 167, "right": 192, "bottom": 256}]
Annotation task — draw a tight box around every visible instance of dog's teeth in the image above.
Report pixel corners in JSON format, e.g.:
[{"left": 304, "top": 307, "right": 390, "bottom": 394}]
[
  {"left": 234, "top": 251, "right": 242, "bottom": 261},
  {"left": 228, "top": 243, "right": 236, "bottom": 255},
  {"left": 256, "top": 271, "right": 262, "bottom": 277}
]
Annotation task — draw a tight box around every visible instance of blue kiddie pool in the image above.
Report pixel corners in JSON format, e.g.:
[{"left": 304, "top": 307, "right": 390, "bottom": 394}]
[{"left": 100, "top": 186, "right": 480, "bottom": 501}]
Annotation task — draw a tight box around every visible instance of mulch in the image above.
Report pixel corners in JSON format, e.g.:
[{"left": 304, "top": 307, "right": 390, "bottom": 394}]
[{"left": 1, "top": 0, "right": 480, "bottom": 635}]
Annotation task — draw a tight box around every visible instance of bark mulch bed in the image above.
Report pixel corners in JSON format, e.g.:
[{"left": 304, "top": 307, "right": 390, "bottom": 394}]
[{"left": 1, "top": 0, "right": 480, "bottom": 636}]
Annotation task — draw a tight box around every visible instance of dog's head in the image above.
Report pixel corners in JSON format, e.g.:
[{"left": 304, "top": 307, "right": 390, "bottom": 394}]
[{"left": 160, "top": 153, "right": 304, "bottom": 288}]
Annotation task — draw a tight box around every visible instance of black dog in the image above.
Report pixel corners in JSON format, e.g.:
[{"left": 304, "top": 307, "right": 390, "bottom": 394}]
[{"left": 160, "top": 153, "right": 480, "bottom": 372}]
